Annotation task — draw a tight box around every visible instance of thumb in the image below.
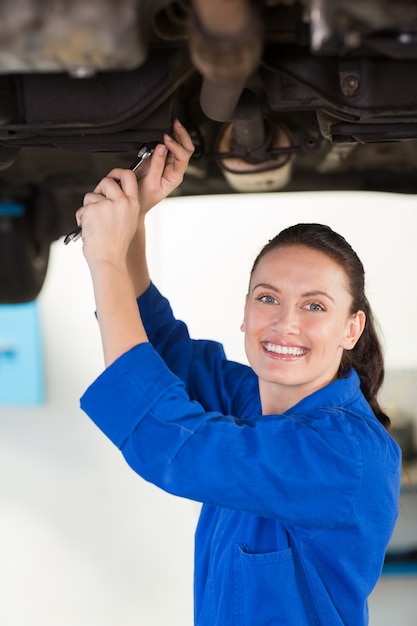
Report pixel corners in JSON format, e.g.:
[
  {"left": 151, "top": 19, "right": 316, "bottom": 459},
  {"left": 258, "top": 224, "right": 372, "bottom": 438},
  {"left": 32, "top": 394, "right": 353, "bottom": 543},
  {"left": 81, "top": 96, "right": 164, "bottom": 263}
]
[{"left": 143, "top": 144, "right": 169, "bottom": 189}]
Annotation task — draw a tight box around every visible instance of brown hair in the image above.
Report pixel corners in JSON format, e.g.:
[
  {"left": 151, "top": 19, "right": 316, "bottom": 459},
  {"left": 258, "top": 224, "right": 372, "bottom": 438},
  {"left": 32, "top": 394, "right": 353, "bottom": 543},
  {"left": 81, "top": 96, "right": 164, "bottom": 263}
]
[{"left": 250, "top": 223, "right": 390, "bottom": 429}]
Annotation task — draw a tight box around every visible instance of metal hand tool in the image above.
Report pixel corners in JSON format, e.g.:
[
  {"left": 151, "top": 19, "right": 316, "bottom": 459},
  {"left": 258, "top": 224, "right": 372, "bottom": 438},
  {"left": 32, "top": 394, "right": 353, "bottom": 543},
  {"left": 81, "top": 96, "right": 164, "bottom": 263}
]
[{"left": 63, "top": 145, "right": 154, "bottom": 245}]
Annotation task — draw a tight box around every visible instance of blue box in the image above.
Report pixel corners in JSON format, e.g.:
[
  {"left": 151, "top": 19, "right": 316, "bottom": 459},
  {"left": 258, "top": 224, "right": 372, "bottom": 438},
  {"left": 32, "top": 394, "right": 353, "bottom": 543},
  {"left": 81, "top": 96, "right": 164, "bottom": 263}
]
[{"left": 0, "top": 301, "right": 44, "bottom": 405}]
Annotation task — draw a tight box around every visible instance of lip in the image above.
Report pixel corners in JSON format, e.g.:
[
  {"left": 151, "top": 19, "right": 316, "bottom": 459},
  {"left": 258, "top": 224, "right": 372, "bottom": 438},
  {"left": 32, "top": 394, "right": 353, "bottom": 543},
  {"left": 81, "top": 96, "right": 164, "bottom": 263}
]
[{"left": 261, "top": 340, "right": 309, "bottom": 360}]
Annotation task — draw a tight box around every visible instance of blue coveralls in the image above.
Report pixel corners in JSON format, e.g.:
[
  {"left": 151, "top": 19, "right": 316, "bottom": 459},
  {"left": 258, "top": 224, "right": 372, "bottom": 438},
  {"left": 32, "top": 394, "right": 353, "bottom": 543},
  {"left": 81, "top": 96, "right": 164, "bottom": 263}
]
[{"left": 81, "top": 283, "right": 401, "bottom": 626}]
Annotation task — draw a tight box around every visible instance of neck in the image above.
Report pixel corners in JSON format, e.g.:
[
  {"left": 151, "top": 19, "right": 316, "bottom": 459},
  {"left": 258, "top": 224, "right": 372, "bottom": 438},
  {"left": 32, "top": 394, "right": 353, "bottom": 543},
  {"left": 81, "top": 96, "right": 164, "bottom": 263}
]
[
  {"left": 258, "top": 380, "right": 301, "bottom": 415},
  {"left": 258, "top": 374, "right": 337, "bottom": 415}
]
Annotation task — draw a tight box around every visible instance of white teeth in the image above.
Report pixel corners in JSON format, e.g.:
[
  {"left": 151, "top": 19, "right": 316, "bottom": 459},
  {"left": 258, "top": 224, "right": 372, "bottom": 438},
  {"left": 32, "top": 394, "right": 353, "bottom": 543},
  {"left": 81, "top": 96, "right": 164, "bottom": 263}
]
[{"left": 264, "top": 342, "right": 305, "bottom": 356}]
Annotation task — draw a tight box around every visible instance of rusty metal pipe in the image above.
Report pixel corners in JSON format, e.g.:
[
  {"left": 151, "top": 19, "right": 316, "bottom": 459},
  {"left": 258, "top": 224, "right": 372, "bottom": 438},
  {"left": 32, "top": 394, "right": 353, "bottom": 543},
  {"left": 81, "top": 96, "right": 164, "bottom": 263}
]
[
  {"left": 188, "top": 0, "right": 263, "bottom": 121},
  {"left": 232, "top": 89, "right": 266, "bottom": 150},
  {"left": 191, "top": 0, "right": 253, "bottom": 38}
]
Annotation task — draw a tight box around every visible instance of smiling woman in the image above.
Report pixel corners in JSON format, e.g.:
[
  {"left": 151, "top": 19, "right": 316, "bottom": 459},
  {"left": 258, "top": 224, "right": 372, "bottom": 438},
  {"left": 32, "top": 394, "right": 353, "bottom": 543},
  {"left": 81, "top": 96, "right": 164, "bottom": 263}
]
[
  {"left": 242, "top": 240, "right": 365, "bottom": 414},
  {"left": 77, "top": 123, "right": 401, "bottom": 626},
  {"left": 243, "top": 225, "right": 385, "bottom": 423}
]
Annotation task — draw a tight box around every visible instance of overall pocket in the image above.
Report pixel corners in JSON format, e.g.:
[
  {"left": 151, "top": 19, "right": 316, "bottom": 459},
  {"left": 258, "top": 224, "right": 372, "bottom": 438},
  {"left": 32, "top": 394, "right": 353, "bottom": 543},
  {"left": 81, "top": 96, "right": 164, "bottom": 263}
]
[{"left": 234, "top": 543, "right": 311, "bottom": 626}]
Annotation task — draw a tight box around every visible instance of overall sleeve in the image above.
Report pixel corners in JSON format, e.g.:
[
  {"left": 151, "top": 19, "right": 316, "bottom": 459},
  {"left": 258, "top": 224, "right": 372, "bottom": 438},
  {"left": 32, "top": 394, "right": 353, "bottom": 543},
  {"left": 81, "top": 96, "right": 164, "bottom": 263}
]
[
  {"left": 81, "top": 342, "right": 364, "bottom": 528},
  {"left": 138, "top": 283, "right": 259, "bottom": 416}
]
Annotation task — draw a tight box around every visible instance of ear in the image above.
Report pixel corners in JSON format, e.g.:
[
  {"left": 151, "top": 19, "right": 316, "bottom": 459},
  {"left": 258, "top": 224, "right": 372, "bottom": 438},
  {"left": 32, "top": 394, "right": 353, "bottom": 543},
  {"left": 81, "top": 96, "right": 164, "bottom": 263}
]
[
  {"left": 240, "top": 294, "right": 249, "bottom": 333},
  {"left": 341, "top": 310, "right": 366, "bottom": 350}
]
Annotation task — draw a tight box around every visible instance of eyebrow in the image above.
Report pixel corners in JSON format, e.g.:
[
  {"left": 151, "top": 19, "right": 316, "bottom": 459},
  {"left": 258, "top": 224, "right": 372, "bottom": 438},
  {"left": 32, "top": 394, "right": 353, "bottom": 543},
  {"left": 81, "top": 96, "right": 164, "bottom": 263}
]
[{"left": 252, "top": 283, "right": 335, "bottom": 303}]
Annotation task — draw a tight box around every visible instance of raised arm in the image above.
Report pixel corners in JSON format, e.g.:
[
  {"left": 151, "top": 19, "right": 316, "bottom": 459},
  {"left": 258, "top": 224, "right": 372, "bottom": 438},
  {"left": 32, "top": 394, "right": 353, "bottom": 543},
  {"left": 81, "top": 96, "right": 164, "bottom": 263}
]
[
  {"left": 75, "top": 120, "right": 194, "bottom": 366},
  {"left": 77, "top": 121, "right": 253, "bottom": 415},
  {"left": 126, "top": 119, "right": 195, "bottom": 297}
]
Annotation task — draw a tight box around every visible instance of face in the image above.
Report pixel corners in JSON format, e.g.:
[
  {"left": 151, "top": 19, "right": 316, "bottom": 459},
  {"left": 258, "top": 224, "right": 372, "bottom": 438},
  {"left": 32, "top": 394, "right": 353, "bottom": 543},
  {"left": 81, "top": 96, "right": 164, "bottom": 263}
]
[{"left": 241, "top": 244, "right": 365, "bottom": 413}]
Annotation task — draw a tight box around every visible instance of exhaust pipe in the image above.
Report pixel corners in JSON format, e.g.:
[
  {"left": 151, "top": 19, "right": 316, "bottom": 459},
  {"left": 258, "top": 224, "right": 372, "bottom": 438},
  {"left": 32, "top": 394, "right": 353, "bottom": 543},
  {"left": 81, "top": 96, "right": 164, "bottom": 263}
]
[
  {"left": 216, "top": 92, "right": 294, "bottom": 193},
  {"left": 188, "top": 0, "right": 263, "bottom": 122}
]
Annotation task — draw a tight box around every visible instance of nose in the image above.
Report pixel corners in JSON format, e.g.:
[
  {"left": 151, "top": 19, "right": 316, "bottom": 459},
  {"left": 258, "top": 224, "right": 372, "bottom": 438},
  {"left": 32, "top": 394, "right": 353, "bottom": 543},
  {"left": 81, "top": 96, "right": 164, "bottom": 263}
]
[{"left": 271, "top": 304, "right": 300, "bottom": 335}]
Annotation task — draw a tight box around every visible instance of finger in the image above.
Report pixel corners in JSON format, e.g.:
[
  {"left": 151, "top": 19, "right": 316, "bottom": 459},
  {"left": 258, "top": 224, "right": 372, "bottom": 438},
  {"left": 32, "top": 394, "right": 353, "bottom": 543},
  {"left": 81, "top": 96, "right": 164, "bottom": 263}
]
[
  {"left": 162, "top": 135, "right": 192, "bottom": 184},
  {"left": 162, "top": 122, "right": 195, "bottom": 179},
  {"left": 75, "top": 207, "right": 83, "bottom": 227},
  {"left": 83, "top": 191, "right": 105, "bottom": 206},
  {"left": 102, "top": 168, "right": 140, "bottom": 198},
  {"left": 164, "top": 133, "right": 193, "bottom": 165},
  {"left": 146, "top": 144, "right": 169, "bottom": 177},
  {"left": 172, "top": 119, "right": 195, "bottom": 154},
  {"left": 141, "top": 144, "right": 169, "bottom": 189},
  {"left": 93, "top": 175, "right": 126, "bottom": 197}
]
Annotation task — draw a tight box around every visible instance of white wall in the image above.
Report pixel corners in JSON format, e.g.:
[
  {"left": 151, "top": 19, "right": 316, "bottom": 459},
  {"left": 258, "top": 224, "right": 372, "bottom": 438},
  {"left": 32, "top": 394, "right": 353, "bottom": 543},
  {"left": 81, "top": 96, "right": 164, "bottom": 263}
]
[
  {"left": 0, "top": 191, "right": 416, "bottom": 625},
  {"left": 147, "top": 190, "right": 417, "bottom": 370}
]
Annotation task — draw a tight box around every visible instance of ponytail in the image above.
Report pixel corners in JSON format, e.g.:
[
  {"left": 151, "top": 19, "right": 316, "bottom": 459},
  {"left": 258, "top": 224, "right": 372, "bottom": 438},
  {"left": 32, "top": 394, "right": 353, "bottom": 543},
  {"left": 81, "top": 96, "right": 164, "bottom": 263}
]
[{"left": 339, "top": 300, "right": 390, "bottom": 429}]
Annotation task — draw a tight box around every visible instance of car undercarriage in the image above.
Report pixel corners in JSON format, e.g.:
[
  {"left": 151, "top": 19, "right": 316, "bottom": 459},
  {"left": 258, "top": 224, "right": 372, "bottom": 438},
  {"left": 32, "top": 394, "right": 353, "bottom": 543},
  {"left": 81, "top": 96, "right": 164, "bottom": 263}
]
[{"left": 1, "top": 0, "right": 417, "bottom": 301}]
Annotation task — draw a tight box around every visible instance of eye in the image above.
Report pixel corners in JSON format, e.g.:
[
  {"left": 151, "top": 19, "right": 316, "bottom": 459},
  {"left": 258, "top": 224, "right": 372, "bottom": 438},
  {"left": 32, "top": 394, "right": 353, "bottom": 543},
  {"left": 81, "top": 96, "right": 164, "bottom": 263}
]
[
  {"left": 258, "top": 294, "right": 277, "bottom": 304},
  {"left": 304, "top": 302, "right": 325, "bottom": 312}
]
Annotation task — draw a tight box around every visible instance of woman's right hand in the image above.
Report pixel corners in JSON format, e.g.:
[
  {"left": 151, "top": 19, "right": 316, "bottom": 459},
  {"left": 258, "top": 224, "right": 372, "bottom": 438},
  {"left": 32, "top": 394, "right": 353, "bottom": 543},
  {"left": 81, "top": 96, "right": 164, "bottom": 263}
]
[
  {"left": 136, "top": 119, "right": 195, "bottom": 219},
  {"left": 126, "top": 119, "right": 194, "bottom": 295}
]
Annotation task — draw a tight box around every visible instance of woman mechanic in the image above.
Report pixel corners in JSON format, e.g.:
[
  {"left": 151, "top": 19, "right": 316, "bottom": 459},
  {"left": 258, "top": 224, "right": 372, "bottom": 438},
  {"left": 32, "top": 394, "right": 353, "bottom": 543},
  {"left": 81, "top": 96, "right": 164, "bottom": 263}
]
[{"left": 76, "top": 119, "right": 401, "bottom": 625}]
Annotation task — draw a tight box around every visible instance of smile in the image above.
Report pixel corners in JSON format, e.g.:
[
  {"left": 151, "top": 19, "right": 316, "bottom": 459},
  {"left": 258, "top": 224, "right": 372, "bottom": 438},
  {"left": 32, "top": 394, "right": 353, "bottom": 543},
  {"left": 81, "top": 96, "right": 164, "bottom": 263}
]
[{"left": 263, "top": 342, "right": 308, "bottom": 357}]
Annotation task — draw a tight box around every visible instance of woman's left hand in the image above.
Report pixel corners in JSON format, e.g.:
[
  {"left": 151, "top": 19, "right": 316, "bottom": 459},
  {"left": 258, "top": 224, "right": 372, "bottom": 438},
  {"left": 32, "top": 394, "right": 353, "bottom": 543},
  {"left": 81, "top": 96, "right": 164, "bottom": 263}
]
[{"left": 136, "top": 118, "right": 195, "bottom": 216}]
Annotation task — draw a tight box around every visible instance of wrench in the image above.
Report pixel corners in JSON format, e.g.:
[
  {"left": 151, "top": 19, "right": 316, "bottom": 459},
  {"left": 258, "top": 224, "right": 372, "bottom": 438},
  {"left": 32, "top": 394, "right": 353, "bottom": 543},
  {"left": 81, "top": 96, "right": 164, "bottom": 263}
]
[{"left": 63, "top": 145, "right": 154, "bottom": 245}]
